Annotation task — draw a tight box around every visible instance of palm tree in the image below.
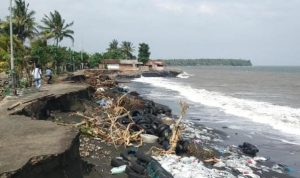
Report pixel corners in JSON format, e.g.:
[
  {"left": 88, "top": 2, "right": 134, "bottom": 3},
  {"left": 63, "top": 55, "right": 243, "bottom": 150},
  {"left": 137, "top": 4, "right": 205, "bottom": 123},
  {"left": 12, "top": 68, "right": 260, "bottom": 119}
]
[
  {"left": 108, "top": 39, "right": 118, "bottom": 51},
  {"left": 39, "top": 10, "right": 74, "bottom": 46},
  {"left": 121, "top": 41, "right": 134, "bottom": 59},
  {"left": 12, "top": 0, "right": 37, "bottom": 43}
]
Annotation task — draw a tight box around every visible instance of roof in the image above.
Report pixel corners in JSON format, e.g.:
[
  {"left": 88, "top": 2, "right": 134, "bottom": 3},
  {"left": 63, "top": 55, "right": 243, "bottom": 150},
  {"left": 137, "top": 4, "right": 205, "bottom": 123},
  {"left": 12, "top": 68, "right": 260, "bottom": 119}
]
[
  {"left": 120, "top": 59, "right": 143, "bottom": 65},
  {"left": 101, "top": 59, "right": 120, "bottom": 64},
  {"left": 145, "top": 60, "right": 165, "bottom": 66}
]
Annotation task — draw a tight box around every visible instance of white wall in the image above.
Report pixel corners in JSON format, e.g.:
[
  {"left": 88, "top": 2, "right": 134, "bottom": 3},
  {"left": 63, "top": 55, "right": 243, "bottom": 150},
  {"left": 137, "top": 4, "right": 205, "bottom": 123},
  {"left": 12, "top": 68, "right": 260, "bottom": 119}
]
[{"left": 107, "top": 64, "right": 120, "bottom": 70}]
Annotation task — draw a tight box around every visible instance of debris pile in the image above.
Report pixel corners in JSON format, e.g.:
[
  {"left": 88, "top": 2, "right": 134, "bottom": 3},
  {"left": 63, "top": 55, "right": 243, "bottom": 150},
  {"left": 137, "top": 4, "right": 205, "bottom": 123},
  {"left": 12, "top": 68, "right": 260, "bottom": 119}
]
[
  {"left": 160, "top": 119, "right": 294, "bottom": 178},
  {"left": 78, "top": 71, "right": 180, "bottom": 149},
  {"left": 154, "top": 155, "right": 236, "bottom": 178},
  {"left": 75, "top": 97, "right": 144, "bottom": 147},
  {"left": 84, "top": 69, "right": 117, "bottom": 88},
  {"left": 76, "top": 71, "right": 294, "bottom": 178}
]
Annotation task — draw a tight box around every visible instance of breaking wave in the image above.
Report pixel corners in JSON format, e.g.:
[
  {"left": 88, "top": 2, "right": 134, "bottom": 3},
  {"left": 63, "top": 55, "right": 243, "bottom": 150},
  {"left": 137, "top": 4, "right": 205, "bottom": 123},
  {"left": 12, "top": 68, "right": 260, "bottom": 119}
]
[
  {"left": 177, "top": 72, "right": 193, "bottom": 79},
  {"left": 133, "top": 77, "right": 300, "bottom": 136}
]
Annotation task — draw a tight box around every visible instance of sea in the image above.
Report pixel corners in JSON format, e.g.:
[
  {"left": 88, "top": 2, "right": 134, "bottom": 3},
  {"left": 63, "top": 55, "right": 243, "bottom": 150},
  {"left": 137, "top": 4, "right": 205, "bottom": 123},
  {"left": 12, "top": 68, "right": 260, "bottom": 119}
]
[{"left": 127, "top": 66, "right": 300, "bottom": 177}]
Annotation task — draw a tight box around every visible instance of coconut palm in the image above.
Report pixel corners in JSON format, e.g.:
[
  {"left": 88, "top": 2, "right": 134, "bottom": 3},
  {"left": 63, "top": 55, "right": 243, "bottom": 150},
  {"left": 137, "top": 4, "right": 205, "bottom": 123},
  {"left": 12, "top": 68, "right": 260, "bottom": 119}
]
[
  {"left": 39, "top": 10, "right": 74, "bottom": 46},
  {"left": 108, "top": 39, "right": 118, "bottom": 51},
  {"left": 12, "top": 0, "right": 37, "bottom": 43},
  {"left": 0, "top": 1, "right": 36, "bottom": 42},
  {"left": 121, "top": 41, "right": 134, "bottom": 59}
]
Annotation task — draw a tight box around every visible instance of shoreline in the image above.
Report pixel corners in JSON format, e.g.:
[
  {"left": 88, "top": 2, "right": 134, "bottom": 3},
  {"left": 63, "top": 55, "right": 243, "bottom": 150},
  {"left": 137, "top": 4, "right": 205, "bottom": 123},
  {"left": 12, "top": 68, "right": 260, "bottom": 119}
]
[
  {"left": 80, "top": 70, "right": 294, "bottom": 178},
  {"left": 0, "top": 69, "right": 295, "bottom": 178}
]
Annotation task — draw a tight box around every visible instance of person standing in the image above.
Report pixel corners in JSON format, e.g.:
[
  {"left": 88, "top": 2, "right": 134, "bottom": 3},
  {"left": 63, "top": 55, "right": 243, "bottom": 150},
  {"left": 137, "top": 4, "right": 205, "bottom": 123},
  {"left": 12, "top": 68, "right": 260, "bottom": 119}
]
[
  {"left": 32, "top": 64, "right": 42, "bottom": 89},
  {"left": 45, "top": 67, "right": 53, "bottom": 84}
]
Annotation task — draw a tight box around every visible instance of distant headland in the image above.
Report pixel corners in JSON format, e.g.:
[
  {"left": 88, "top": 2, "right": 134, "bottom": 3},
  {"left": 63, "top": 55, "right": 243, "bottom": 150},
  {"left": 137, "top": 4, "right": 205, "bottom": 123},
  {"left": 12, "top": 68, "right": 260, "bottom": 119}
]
[{"left": 163, "top": 59, "right": 252, "bottom": 66}]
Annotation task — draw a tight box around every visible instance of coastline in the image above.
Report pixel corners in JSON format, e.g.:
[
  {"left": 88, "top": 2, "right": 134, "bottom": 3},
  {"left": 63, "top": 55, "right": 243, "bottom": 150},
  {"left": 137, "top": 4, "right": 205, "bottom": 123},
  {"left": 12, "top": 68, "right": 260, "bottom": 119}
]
[
  {"left": 79, "top": 70, "right": 294, "bottom": 178},
  {"left": 0, "top": 69, "right": 295, "bottom": 178}
]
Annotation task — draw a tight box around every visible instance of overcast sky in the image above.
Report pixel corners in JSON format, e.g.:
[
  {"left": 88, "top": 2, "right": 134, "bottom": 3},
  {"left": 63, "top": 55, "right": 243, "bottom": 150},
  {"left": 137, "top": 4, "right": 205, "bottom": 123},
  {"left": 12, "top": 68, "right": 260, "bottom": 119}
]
[{"left": 1, "top": 0, "right": 300, "bottom": 65}]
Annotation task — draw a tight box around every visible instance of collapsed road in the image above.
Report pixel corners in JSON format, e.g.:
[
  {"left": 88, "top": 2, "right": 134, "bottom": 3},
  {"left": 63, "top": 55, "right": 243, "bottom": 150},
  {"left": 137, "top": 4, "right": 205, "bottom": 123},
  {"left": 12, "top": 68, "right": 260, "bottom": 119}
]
[{"left": 0, "top": 83, "right": 92, "bottom": 178}]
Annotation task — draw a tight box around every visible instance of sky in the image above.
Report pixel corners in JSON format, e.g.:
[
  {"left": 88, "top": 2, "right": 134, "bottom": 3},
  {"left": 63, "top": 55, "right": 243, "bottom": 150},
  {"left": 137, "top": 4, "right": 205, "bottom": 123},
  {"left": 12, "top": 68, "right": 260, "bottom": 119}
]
[{"left": 1, "top": 0, "right": 300, "bottom": 66}]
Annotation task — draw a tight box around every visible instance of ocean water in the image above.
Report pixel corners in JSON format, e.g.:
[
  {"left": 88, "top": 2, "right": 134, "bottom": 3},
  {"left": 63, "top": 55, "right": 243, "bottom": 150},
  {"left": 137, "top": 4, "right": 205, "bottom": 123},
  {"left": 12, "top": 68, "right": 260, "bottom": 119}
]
[{"left": 128, "top": 66, "right": 300, "bottom": 177}]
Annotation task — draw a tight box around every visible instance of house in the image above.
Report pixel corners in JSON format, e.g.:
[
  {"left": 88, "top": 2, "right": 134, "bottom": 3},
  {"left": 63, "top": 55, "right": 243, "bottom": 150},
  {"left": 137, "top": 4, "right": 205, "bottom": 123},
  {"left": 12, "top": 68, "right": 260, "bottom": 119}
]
[
  {"left": 119, "top": 60, "right": 143, "bottom": 71},
  {"left": 99, "top": 59, "right": 120, "bottom": 70},
  {"left": 145, "top": 60, "right": 165, "bottom": 71},
  {"left": 99, "top": 59, "right": 142, "bottom": 71}
]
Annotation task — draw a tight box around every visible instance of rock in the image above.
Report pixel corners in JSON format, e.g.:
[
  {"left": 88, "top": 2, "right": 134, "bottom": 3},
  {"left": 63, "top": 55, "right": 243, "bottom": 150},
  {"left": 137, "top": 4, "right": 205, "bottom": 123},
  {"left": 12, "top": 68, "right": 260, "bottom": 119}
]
[{"left": 238, "top": 142, "right": 259, "bottom": 157}]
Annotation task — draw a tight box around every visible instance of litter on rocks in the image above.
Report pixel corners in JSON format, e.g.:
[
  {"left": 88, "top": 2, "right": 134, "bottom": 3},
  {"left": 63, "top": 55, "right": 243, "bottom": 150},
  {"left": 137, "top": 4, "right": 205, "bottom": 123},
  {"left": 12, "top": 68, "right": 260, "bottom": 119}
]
[
  {"left": 96, "top": 98, "right": 112, "bottom": 108},
  {"left": 111, "top": 165, "right": 126, "bottom": 174},
  {"left": 154, "top": 155, "right": 236, "bottom": 178}
]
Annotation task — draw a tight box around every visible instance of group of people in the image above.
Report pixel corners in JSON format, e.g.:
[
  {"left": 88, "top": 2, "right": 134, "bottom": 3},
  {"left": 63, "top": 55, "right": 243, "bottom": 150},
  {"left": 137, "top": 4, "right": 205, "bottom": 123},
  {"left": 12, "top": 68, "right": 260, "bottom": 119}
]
[{"left": 32, "top": 64, "right": 53, "bottom": 90}]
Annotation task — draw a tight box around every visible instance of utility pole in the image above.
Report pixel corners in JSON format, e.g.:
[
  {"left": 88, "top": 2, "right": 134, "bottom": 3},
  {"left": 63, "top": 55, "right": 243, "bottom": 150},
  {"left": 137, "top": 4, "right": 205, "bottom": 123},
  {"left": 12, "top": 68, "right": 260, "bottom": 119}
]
[
  {"left": 80, "top": 39, "right": 83, "bottom": 69},
  {"left": 9, "top": 0, "right": 16, "bottom": 93}
]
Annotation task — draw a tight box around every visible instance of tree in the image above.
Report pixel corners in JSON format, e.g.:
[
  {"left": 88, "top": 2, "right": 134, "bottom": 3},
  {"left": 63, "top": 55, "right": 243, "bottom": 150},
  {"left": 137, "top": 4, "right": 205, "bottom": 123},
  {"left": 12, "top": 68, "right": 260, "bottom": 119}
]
[
  {"left": 88, "top": 52, "right": 102, "bottom": 68},
  {"left": 121, "top": 41, "right": 134, "bottom": 59},
  {"left": 0, "top": 34, "right": 10, "bottom": 72},
  {"left": 39, "top": 10, "right": 74, "bottom": 73},
  {"left": 30, "top": 38, "right": 49, "bottom": 66},
  {"left": 102, "top": 39, "right": 122, "bottom": 59},
  {"left": 108, "top": 39, "right": 118, "bottom": 51},
  {"left": 0, "top": 0, "right": 36, "bottom": 82},
  {"left": 138, "top": 43, "right": 150, "bottom": 64},
  {"left": 39, "top": 10, "right": 74, "bottom": 46},
  {"left": 12, "top": 0, "right": 37, "bottom": 43},
  {"left": 0, "top": 33, "right": 24, "bottom": 73}
]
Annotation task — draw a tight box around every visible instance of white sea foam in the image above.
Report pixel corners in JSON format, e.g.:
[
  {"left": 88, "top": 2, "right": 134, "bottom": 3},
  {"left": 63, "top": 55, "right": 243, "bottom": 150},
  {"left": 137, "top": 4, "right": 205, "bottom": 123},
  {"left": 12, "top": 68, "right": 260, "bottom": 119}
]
[
  {"left": 133, "top": 77, "right": 300, "bottom": 136},
  {"left": 177, "top": 72, "right": 193, "bottom": 79}
]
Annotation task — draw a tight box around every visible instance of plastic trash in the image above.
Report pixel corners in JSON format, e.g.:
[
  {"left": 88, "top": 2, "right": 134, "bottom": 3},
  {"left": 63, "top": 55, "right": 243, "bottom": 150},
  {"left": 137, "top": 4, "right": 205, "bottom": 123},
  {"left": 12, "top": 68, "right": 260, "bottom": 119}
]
[
  {"left": 214, "top": 161, "right": 226, "bottom": 168},
  {"left": 272, "top": 164, "right": 295, "bottom": 174},
  {"left": 140, "top": 134, "right": 159, "bottom": 143},
  {"left": 111, "top": 165, "right": 126, "bottom": 174},
  {"left": 96, "top": 87, "right": 105, "bottom": 92},
  {"left": 96, "top": 99, "right": 112, "bottom": 108},
  {"left": 253, "top": 156, "right": 267, "bottom": 162},
  {"left": 153, "top": 155, "right": 236, "bottom": 178}
]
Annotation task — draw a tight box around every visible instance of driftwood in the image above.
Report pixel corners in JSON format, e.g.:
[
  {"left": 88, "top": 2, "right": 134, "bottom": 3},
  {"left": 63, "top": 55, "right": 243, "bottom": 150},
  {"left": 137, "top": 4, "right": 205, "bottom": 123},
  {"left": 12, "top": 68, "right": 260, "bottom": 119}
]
[
  {"left": 150, "top": 100, "right": 188, "bottom": 155},
  {"left": 75, "top": 94, "right": 144, "bottom": 148},
  {"left": 7, "top": 102, "right": 22, "bottom": 110}
]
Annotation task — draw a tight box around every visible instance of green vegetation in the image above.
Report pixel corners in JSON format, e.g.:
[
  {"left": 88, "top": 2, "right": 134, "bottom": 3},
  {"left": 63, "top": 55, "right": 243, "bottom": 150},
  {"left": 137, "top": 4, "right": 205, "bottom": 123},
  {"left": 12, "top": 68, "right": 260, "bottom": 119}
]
[
  {"left": 11, "top": 0, "right": 37, "bottom": 43},
  {"left": 39, "top": 10, "right": 74, "bottom": 46},
  {"left": 103, "top": 39, "right": 124, "bottom": 59},
  {"left": 121, "top": 41, "right": 135, "bottom": 59},
  {"left": 164, "top": 59, "right": 252, "bottom": 66},
  {"left": 0, "top": 0, "right": 153, "bottom": 87},
  {"left": 104, "top": 40, "right": 136, "bottom": 60},
  {"left": 138, "top": 43, "right": 151, "bottom": 64}
]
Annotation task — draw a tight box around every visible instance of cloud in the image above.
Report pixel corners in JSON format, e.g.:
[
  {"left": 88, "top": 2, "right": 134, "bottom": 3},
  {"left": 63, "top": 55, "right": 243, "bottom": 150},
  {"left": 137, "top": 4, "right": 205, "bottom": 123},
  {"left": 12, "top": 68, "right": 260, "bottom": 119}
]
[
  {"left": 153, "top": 0, "right": 185, "bottom": 13},
  {"left": 1, "top": 0, "right": 300, "bottom": 65},
  {"left": 153, "top": 0, "right": 218, "bottom": 15},
  {"left": 196, "top": 3, "right": 217, "bottom": 15}
]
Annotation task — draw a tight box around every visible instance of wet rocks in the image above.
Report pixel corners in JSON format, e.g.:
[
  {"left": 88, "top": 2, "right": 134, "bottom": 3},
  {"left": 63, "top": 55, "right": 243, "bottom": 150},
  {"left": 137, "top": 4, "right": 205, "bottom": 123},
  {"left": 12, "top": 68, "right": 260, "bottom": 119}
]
[
  {"left": 79, "top": 136, "right": 110, "bottom": 160},
  {"left": 111, "top": 149, "right": 173, "bottom": 178}
]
